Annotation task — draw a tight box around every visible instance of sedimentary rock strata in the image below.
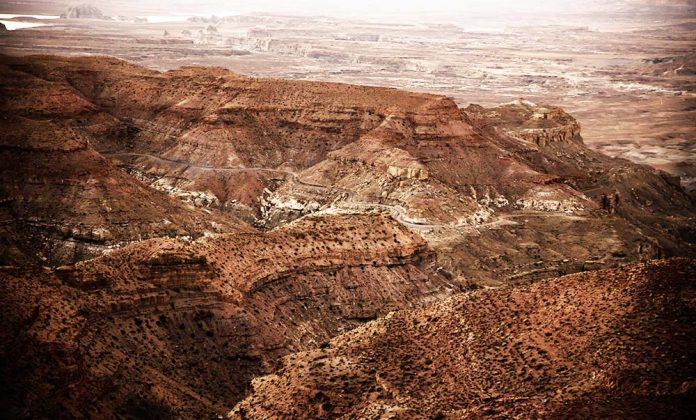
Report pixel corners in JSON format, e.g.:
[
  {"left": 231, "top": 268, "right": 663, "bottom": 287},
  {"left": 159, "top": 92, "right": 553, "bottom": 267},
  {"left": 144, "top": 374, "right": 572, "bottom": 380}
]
[
  {"left": 0, "top": 54, "right": 694, "bottom": 419},
  {"left": 1, "top": 54, "right": 693, "bottom": 279},
  {"left": 0, "top": 115, "right": 243, "bottom": 265},
  {"left": 0, "top": 213, "right": 456, "bottom": 418}
]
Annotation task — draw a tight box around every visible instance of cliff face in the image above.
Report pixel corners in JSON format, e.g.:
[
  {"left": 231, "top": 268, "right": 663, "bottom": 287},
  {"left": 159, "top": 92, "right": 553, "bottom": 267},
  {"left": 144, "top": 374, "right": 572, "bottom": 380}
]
[
  {"left": 473, "top": 101, "right": 583, "bottom": 146},
  {"left": 0, "top": 214, "right": 456, "bottom": 418},
  {"left": 231, "top": 258, "right": 696, "bottom": 419}
]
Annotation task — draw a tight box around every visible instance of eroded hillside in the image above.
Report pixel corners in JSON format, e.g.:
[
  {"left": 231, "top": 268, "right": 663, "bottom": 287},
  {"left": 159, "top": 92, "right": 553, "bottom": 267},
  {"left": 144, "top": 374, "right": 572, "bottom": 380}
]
[
  {"left": 232, "top": 258, "right": 696, "bottom": 419},
  {"left": 0, "top": 54, "right": 693, "bottom": 283},
  {"left": 0, "top": 213, "right": 457, "bottom": 417},
  {"left": 0, "top": 54, "right": 695, "bottom": 419}
]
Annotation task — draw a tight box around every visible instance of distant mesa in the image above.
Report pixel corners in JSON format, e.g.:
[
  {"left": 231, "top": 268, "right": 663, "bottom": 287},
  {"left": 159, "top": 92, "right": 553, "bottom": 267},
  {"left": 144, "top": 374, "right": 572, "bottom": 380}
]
[
  {"left": 60, "top": 4, "right": 107, "bottom": 19},
  {"left": 644, "top": 56, "right": 676, "bottom": 65},
  {"left": 188, "top": 15, "right": 222, "bottom": 24},
  {"left": 116, "top": 15, "right": 148, "bottom": 23}
]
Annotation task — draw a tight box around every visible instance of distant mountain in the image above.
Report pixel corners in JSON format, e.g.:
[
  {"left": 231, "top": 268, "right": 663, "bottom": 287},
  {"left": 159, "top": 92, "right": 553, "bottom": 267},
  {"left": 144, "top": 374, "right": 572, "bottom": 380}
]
[{"left": 60, "top": 4, "right": 107, "bottom": 19}]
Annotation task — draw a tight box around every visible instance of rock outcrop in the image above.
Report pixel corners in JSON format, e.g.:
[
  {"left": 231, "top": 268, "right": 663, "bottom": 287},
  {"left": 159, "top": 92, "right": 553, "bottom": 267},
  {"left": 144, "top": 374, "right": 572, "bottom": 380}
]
[
  {"left": 60, "top": 4, "right": 106, "bottom": 19},
  {"left": 0, "top": 54, "right": 695, "bottom": 419},
  {"left": 231, "top": 258, "right": 696, "bottom": 419},
  {"left": 480, "top": 101, "right": 583, "bottom": 146}
]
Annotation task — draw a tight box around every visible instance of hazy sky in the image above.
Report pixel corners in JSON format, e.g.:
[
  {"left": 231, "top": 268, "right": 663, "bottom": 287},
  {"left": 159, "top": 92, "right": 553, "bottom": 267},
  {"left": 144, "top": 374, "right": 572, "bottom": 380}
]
[
  {"left": 156, "top": 0, "right": 607, "bottom": 17},
  {"left": 4, "top": 0, "right": 693, "bottom": 21},
  {"left": 194, "top": 1, "right": 579, "bottom": 14}
]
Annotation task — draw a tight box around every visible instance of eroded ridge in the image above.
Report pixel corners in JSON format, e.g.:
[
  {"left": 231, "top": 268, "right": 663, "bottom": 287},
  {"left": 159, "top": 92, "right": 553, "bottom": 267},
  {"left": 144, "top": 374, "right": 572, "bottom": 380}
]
[
  {"left": 0, "top": 213, "right": 457, "bottom": 418},
  {"left": 1, "top": 55, "right": 693, "bottom": 285},
  {"left": 231, "top": 258, "right": 696, "bottom": 419}
]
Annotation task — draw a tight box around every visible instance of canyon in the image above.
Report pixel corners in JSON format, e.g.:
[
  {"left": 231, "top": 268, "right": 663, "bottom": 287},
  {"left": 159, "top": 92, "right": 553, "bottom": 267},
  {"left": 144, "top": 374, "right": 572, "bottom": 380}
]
[
  {"left": 0, "top": 48, "right": 694, "bottom": 417},
  {"left": 1, "top": 54, "right": 693, "bottom": 277}
]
